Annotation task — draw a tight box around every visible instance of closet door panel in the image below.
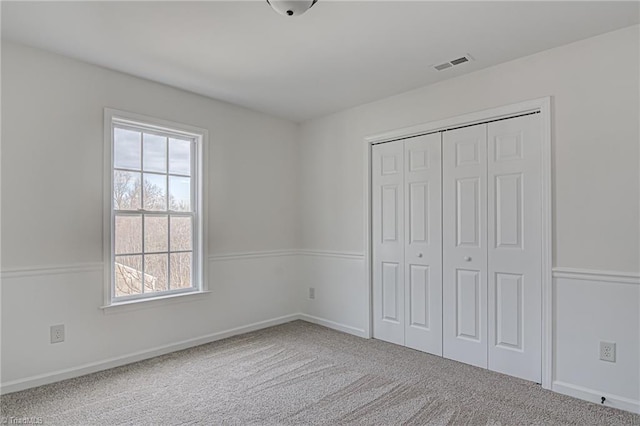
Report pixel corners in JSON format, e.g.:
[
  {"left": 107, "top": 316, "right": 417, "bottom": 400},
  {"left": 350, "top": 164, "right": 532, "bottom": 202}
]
[
  {"left": 443, "top": 124, "right": 488, "bottom": 369},
  {"left": 488, "top": 114, "right": 542, "bottom": 382},
  {"left": 404, "top": 133, "right": 442, "bottom": 355},
  {"left": 372, "top": 141, "right": 405, "bottom": 345}
]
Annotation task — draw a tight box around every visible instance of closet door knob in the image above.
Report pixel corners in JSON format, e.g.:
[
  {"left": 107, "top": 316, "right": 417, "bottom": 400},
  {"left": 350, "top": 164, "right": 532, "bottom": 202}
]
[
  {"left": 464, "top": 256, "right": 472, "bottom": 261},
  {"left": 417, "top": 253, "right": 423, "bottom": 258}
]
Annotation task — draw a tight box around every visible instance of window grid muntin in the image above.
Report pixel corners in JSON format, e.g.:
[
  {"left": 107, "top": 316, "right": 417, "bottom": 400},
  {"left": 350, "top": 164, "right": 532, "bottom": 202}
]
[
  {"left": 114, "top": 168, "right": 191, "bottom": 179},
  {"left": 112, "top": 122, "right": 197, "bottom": 301},
  {"left": 114, "top": 212, "right": 194, "bottom": 256},
  {"left": 115, "top": 249, "right": 193, "bottom": 257}
]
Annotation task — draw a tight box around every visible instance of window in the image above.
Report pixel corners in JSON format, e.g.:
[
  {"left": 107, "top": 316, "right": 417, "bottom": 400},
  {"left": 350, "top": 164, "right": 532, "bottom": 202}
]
[{"left": 105, "top": 109, "right": 206, "bottom": 305}]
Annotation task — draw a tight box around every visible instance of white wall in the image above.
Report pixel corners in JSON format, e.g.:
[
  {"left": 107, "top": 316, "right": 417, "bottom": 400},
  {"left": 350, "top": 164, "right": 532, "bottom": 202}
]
[
  {"left": 297, "top": 25, "right": 640, "bottom": 410},
  {"left": 2, "top": 25, "right": 639, "bottom": 413},
  {"left": 0, "top": 41, "right": 300, "bottom": 388}
]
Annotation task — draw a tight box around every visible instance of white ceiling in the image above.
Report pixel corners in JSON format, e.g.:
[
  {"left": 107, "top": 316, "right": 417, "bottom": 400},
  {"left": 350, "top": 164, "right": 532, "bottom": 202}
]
[{"left": 2, "top": 1, "right": 638, "bottom": 122}]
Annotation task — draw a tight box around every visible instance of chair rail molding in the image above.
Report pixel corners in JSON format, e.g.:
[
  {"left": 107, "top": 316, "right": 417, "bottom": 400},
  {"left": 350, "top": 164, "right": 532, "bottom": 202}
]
[
  {"left": 297, "top": 249, "right": 365, "bottom": 260},
  {"left": 552, "top": 267, "right": 640, "bottom": 285},
  {"left": 208, "top": 250, "right": 298, "bottom": 261},
  {"left": 0, "top": 249, "right": 365, "bottom": 279},
  {"left": 0, "top": 262, "right": 104, "bottom": 279}
]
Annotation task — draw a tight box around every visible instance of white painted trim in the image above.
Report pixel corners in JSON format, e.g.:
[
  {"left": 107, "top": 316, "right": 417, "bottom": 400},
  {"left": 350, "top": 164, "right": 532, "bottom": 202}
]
[
  {"left": 0, "top": 314, "right": 301, "bottom": 395},
  {"left": 297, "top": 250, "right": 365, "bottom": 260},
  {"left": 0, "top": 262, "right": 104, "bottom": 279},
  {"left": 103, "top": 109, "right": 113, "bottom": 309},
  {"left": 18, "top": 256, "right": 639, "bottom": 290},
  {"left": 100, "top": 290, "right": 212, "bottom": 314},
  {"left": 299, "top": 314, "right": 368, "bottom": 338},
  {"left": 200, "top": 119, "right": 210, "bottom": 294},
  {"left": 363, "top": 97, "right": 554, "bottom": 389},
  {"left": 209, "top": 250, "right": 297, "bottom": 261},
  {"left": 540, "top": 97, "right": 553, "bottom": 391},
  {"left": 364, "top": 137, "right": 373, "bottom": 339},
  {"left": 0, "top": 314, "right": 372, "bottom": 395},
  {"left": 0, "top": 250, "right": 369, "bottom": 279},
  {"left": 211, "top": 249, "right": 367, "bottom": 261},
  {"left": 102, "top": 108, "right": 209, "bottom": 307},
  {"left": 365, "top": 97, "right": 550, "bottom": 144},
  {"left": 552, "top": 381, "right": 640, "bottom": 414},
  {"left": 553, "top": 267, "right": 640, "bottom": 285}
]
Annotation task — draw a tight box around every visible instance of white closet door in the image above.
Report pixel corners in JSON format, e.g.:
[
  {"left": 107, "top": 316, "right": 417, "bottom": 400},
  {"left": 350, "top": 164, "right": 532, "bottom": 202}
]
[
  {"left": 404, "top": 134, "right": 442, "bottom": 355},
  {"left": 487, "top": 114, "right": 542, "bottom": 382},
  {"left": 443, "top": 124, "right": 488, "bottom": 368},
  {"left": 372, "top": 140, "right": 405, "bottom": 345}
]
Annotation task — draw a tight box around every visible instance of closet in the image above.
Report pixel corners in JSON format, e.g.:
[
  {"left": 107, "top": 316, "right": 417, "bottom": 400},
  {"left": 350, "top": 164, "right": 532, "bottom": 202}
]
[{"left": 372, "top": 113, "right": 542, "bottom": 383}]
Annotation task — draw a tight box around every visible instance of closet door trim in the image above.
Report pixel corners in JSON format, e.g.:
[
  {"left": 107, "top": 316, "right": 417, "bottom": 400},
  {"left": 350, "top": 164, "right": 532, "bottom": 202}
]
[{"left": 364, "top": 97, "right": 552, "bottom": 389}]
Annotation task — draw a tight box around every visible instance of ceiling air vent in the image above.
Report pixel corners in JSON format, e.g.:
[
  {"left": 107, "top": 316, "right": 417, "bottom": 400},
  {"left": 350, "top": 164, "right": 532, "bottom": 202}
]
[
  {"left": 434, "top": 62, "right": 452, "bottom": 71},
  {"left": 450, "top": 56, "right": 469, "bottom": 65},
  {"left": 433, "top": 54, "right": 474, "bottom": 71}
]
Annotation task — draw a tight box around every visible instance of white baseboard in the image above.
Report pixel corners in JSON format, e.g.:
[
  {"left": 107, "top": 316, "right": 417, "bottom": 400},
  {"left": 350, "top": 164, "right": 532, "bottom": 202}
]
[
  {"left": 0, "top": 313, "right": 370, "bottom": 395},
  {"left": 12, "top": 313, "right": 638, "bottom": 416},
  {"left": 552, "top": 381, "right": 640, "bottom": 414},
  {"left": 299, "top": 313, "right": 368, "bottom": 338},
  {"left": 0, "top": 313, "right": 300, "bottom": 395}
]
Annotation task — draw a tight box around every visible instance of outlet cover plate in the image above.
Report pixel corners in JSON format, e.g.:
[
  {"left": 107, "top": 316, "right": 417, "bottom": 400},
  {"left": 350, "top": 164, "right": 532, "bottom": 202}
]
[
  {"left": 308, "top": 287, "right": 315, "bottom": 299},
  {"left": 599, "top": 341, "right": 616, "bottom": 362},
  {"left": 50, "top": 324, "right": 65, "bottom": 344}
]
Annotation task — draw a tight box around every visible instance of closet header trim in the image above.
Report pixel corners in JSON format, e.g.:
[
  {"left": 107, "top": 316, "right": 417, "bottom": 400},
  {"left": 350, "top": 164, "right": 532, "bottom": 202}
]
[{"left": 371, "top": 111, "right": 539, "bottom": 145}]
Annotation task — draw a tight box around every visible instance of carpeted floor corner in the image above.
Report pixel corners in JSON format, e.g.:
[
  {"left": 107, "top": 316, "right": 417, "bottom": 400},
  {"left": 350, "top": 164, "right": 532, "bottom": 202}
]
[{"left": 2, "top": 320, "right": 638, "bottom": 425}]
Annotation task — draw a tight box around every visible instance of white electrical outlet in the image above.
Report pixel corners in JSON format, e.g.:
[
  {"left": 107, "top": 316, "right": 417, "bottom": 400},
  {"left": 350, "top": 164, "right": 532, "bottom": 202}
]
[
  {"left": 309, "top": 287, "right": 315, "bottom": 299},
  {"left": 599, "top": 341, "right": 616, "bottom": 362},
  {"left": 50, "top": 324, "right": 65, "bottom": 344}
]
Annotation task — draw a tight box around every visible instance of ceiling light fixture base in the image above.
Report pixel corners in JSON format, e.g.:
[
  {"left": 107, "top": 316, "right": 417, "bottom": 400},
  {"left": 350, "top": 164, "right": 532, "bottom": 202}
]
[{"left": 266, "top": 0, "right": 318, "bottom": 17}]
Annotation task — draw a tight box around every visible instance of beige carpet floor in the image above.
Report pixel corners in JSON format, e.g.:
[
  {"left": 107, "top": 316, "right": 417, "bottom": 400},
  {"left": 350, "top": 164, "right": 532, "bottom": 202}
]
[{"left": 2, "top": 320, "right": 639, "bottom": 425}]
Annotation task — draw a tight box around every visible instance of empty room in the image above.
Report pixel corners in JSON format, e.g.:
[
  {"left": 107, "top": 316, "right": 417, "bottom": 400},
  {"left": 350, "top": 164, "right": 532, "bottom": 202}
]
[{"left": 1, "top": 1, "right": 639, "bottom": 424}]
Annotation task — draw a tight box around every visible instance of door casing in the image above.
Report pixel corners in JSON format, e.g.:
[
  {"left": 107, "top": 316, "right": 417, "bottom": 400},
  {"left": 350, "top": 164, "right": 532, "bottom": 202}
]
[{"left": 363, "top": 97, "right": 552, "bottom": 389}]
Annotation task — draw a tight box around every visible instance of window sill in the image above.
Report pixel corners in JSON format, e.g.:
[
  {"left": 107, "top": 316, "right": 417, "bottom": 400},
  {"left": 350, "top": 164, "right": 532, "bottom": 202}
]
[{"left": 100, "top": 290, "right": 211, "bottom": 315}]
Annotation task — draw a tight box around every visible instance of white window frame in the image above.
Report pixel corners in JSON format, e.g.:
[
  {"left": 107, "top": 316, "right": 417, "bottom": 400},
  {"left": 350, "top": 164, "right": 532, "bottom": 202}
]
[{"left": 103, "top": 108, "right": 208, "bottom": 307}]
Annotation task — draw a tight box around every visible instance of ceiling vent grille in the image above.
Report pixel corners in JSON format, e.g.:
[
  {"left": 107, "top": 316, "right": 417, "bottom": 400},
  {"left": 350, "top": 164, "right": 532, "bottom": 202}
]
[
  {"left": 433, "top": 54, "right": 473, "bottom": 71},
  {"left": 434, "top": 63, "right": 452, "bottom": 71}
]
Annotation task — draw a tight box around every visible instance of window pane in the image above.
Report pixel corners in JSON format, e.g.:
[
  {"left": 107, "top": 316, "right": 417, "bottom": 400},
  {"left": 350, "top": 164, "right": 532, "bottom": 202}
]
[
  {"left": 170, "top": 216, "right": 192, "bottom": 251},
  {"left": 143, "top": 174, "right": 167, "bottom": 211},
  {"left": 170, "top": 252, "right": 192, "bottom": 289},
  {"left": 143, "top": 134, "right": 167, "bottom": 173},
  {"left": 169, "top": 176, "right": 191, "bottom": 211},
  {"left": 114, "top": 255, "right": 143, "bottom": 297},
  {"left": 144, "top": 215, "right": 168, "bottom": 252},
  {"left": 114, "top": 171, "right": 141, "bottom": 210},
  {"left": 114, "top": 128, "right": 141, "bottom": 170},
  {"left": 115, "top": 215, "right": 142, "bottom": 254},
  {"left": 169, "top": 138, "right": 191, "bottom": 176},
  {"left": 144, "top": 254, "right": 168, "bottom": 293}
]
